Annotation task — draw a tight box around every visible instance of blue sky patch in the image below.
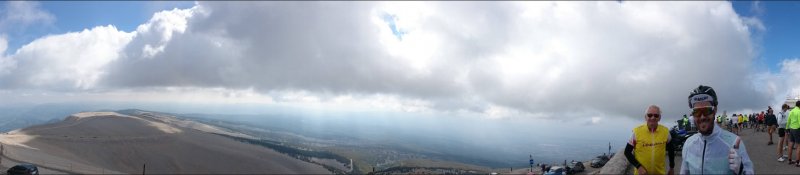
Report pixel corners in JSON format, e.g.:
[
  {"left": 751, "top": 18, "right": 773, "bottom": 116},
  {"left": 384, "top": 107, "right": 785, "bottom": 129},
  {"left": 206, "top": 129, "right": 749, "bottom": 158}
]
[{"left": 381, "top": 12, "right": 406, "bottom": 40}]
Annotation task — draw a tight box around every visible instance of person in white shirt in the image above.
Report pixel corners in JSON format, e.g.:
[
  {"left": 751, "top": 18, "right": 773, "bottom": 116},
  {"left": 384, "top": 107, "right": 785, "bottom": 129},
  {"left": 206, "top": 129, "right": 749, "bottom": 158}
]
[{"left": 778, "top": 104, "right": 790, "bottom": 162}]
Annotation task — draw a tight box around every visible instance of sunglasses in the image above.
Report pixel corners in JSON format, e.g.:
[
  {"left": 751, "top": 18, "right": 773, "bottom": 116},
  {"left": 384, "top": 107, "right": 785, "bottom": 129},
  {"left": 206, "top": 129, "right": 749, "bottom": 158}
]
[
  {"left": 646, "top": 114, "right": 660, "bottom": 118},
  {"left": 691, "top": 106, "right": 715, "bottom": 117}
]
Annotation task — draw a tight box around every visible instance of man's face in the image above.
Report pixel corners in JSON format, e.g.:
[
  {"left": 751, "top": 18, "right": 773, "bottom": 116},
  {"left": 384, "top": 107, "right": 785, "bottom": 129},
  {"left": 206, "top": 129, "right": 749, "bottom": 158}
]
[
  {"left": 645, "top": 107, "right": 661, "bottom": 128},
  {"left": 691, "top": 102, "right": 715, "bottom": 135}
]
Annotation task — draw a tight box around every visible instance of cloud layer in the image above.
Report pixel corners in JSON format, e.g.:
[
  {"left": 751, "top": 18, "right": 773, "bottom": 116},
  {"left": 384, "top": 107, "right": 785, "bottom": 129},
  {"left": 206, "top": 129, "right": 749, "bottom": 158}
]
[{"left": 0, "top": 1, "right": 788, "bottom": 119}]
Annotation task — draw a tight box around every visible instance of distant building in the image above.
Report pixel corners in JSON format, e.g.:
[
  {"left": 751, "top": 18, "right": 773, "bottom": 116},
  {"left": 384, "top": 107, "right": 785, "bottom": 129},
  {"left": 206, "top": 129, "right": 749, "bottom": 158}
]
[{"left": 785, "top": 97, "right": 799, "bottom": 108}]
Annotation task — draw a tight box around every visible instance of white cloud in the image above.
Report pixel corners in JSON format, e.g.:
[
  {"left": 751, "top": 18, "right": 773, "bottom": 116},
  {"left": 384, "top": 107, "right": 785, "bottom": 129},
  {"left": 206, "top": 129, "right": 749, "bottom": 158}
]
[
  {"left": 778, "top": 59, "right": 800, "bottom": 99},
  {"left": 588, "top": 117, "right": 603, "bottom": 125},
  {"left": 0, "top": 1, "right": 55, "bottom": 31},
  {"left": 0, "top": 35, "right": 12, "bottom": 75},
  {"left": 0, "top": 25, "right": 134, "bottom": 89},
  {"left": 0, "top": 2, "right": 783, "bottom": 119},
  {"left": 128, "top": 6, "right": 200, "bottom": 58}
]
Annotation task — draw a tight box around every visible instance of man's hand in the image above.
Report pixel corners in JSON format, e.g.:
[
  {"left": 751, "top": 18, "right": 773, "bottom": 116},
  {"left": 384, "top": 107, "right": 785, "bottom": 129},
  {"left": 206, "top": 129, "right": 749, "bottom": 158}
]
[
  {"left": 637, "top": 166, "right": 647, "bottom": 175},
  {"left": 729, "top": 148, "right": 742, "bottom": 174},
  {"left": 729, "top": 138, "right": 742, "bottom": 174}
]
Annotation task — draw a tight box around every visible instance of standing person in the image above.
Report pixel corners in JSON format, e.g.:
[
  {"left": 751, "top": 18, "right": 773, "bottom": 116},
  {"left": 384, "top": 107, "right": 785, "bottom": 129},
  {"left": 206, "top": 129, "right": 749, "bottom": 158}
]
[
  {"left": 745, "top": 114, "right": 750, "bottom": 129},
  {"left": 754, "top": 113, "right": 759, "bottom": 132},
  {"left": 753, "top": 112, "right": 758, "bottom": 132},
  {"left": 758, "top": 111, "right": 767, "bottom": 132},
  {"left": 624, "top": 105, "right": 675, "bottom": 175},
  {"left": 767, "top": 107, "right": 778, "bottom": 145},
  {"left": 755, "top": 113, "right": 759, "bottom": 130},
  {"left": 743, "top": 113, "right": 749, "bottom": 129},
  {"left": 732, "top": 113, "right": 739, "bottom": 135},
  {"left": 681, "top": 85, "right": 753, "bottom": 174},
  {"left": 739, "top": 114, "right": 745, "bottom": 134},
  {"left": 778, "top": 104, "right": 790, "bottom": 162},
  {"left": 787, "top": 101, "right": 800, "bottom": 166},
  {"left": 540, "top": 164, "right": 546, "bottom": 173},
  {"left": 755, "top": 113, "right": 760, "bottom": 132},
  {"left": 728, "top": 114, "right": 734, "bottom": 131},
  {"left": 682, "top": 115, "right": 690, "bottom": 130},
  {"left": 722, "top": 111, "right": 728, "bottom": 129},
  {"left": 742, "top": 114, "right": 746, "bottom": 130}
]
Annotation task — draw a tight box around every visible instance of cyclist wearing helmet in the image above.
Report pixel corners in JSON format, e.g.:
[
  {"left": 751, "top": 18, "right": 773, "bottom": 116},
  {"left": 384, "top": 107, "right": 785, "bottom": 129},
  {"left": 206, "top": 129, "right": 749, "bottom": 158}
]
[{"left": 680, "top": 85, "right": 754, "bottom": 175}]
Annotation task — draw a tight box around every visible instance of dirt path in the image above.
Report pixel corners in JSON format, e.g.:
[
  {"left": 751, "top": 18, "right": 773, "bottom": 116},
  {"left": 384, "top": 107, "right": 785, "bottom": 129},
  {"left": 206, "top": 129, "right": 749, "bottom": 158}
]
[{"left": 0, "top": 151, "right": 70, "bottom": 174}]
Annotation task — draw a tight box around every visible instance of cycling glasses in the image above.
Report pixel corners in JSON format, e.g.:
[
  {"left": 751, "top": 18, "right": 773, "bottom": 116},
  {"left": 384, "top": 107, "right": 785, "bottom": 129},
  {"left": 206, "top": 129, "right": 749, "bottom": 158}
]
[{"left": 691, "top": 106, "right": 715, "bottom": 117}]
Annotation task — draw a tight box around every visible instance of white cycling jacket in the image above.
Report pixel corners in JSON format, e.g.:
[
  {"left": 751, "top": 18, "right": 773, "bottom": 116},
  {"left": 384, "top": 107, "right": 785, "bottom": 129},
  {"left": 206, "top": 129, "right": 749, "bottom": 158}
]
[{"left": 680, "top": 124, "right": 754, "bottom": 175}]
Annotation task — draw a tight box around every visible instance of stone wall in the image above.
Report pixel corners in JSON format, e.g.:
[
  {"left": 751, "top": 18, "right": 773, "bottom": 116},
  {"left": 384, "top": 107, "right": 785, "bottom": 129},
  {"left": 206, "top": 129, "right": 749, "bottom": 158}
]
[{"left": 597, "top": 149, "right": 631, "bottom": 175}]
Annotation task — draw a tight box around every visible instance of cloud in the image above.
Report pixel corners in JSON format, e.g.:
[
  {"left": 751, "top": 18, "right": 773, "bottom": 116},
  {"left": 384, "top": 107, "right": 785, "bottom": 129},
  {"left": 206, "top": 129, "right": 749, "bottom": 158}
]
[
  {"left": 584, "top": 117, "right": 603, "bottom": 125},
  {"left": 750, "top": 1, "right": 765, "bottom": 16},
  {"left": 0, "top": 36, "right": 11, "bottom": 75},
  {"left": 0, "top": 2, "right": 782, "bottom": 119},
  {"left": 777, "top": 59, "right": 800, "bottom": 98},
  {"left": 0, "top": 25, "right": 134, "bottom": 90},
  {"left": 0, "top": 1, "right": 55, "bottom": 32}
]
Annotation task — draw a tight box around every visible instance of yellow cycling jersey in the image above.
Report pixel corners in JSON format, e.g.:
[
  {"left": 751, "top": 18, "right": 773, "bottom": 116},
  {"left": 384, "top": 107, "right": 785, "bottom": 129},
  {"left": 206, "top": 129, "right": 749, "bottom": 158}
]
[{"left": 632, "top": 124, "right": 669, "bottom": 175}]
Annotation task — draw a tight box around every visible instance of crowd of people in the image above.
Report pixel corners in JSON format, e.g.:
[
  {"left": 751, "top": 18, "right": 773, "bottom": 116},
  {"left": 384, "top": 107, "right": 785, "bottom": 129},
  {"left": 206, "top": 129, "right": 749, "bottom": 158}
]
[
  {"left": 714, "top": 101, "right": 800, "bottom": 167},
  {"left": 715, "top": 109, "right": 778, "bottom": 137},
  {"left": 621, "top": 84, "right": 800, "bottom": 175}
]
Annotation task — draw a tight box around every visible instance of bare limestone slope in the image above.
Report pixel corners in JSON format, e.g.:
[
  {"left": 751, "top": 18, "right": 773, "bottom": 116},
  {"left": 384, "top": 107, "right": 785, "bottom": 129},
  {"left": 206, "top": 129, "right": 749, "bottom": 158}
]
[{"left": 0, "top": 111, "right": 331, "bottom": 174}]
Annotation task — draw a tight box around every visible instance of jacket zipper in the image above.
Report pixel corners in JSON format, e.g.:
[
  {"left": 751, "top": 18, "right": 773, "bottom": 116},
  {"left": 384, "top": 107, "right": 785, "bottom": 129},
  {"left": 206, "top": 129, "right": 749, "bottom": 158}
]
[{"left": 701, "top": 139, "right": 707, "bottom": 174}]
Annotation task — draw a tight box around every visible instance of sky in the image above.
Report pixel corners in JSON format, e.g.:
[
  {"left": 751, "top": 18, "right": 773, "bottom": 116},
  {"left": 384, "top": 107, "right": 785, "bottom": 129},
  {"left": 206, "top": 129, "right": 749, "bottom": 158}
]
[{"left": 0, "top": 1, "right": 799, "bottom": 123}]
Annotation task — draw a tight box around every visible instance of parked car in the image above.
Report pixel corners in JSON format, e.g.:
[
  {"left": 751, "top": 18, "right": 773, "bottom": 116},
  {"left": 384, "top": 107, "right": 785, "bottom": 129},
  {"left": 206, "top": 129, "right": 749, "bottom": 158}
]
[
  {"left": 544, "top": 166, "right": 564, "bottom": 175},
  {"left": 590, "top": 155, "right": 610, "bottom": 168},
  {"left": 566, "top": 161, "right": 585, "bottom": 174},
  {"left": 7, "top": 164, "right": 39, "bottom": 175}
]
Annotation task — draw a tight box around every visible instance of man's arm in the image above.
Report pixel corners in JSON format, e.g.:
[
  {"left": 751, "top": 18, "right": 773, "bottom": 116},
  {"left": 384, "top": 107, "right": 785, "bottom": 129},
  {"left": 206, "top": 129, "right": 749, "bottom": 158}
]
[
  {"left": 679, "top": 139, "right": 690, "bottom": 175},
  {"left": 667, "top": 135, "right": 675, "bottom": 169},
  {"left": 788, "top": 111, "right": 794, "bottom": 129},
  {"left": 624, "top": 143, "right": 642, "bottom": 169},
  {"left": 737, "top": 141, "right": 755, "bottom": 175},
  {"left": 678, "top": 137, "right": 691, "bottom": 174}
]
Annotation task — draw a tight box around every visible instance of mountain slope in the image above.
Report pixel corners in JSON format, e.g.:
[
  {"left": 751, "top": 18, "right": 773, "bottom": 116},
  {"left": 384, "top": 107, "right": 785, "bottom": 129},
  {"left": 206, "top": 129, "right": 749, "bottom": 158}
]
[{"left": 0, "top": 111, "right": 330, "bottom": 174}]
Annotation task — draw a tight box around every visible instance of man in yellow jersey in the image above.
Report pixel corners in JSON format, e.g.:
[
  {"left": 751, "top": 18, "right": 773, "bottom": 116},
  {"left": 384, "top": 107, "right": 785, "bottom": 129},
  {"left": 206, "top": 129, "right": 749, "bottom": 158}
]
[{"left": 624, "top": 105, "right": 675, "bottom": 175}]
